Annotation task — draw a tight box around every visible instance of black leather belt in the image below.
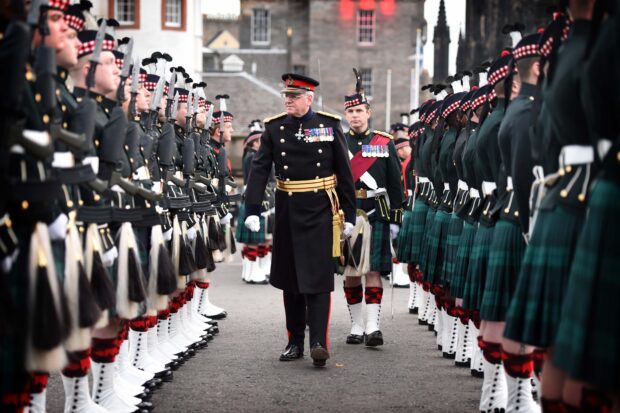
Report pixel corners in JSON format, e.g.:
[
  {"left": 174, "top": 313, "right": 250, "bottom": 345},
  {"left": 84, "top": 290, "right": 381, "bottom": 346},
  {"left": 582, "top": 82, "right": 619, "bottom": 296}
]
[{"left": 55, "top": 164, "right": 97, "bottom": 185}]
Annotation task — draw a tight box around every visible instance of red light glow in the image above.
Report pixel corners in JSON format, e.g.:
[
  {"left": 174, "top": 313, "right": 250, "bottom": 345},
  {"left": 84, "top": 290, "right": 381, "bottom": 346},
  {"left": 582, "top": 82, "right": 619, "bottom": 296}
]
[
  {"left": 380, "top": 0, "right": 395, "bottom": 16},
  {"left": 339, "top": 0, "right": 355, "bottom": 20}
]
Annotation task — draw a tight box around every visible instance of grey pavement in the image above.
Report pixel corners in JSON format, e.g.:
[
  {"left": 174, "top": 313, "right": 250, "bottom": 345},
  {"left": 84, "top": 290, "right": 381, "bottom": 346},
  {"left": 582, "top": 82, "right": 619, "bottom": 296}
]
[{"left": 47, "top": 257, "right": 481, "bottom": 412}]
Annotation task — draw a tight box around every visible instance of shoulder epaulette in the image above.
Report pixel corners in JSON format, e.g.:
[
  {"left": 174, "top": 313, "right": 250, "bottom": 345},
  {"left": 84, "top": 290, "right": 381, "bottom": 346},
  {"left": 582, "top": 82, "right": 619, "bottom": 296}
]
[
  {"left": 263, "top": 112, "right": 287, "bottom": 124},
  {"left": 316, "top": 110, "right": 341, "bottom": 121},
  {"left": 373, "top": 130, "right": 394, "bottom": 140}
]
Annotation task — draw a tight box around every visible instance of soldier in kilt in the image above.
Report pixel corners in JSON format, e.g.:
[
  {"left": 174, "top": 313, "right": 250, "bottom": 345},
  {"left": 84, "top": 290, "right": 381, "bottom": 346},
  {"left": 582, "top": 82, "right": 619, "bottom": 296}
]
[
  {"left": 390, "top": 118, "right": 413, "bottom": 288},
  {"left": 451, "top": 84, "right": 491, "bottom": 376},
  {"left": 396, "top": 120, "right": 419, "bottom": 312},
  {"left": 461, "top": 48, "right": 520, "bottom": 412},
  {"left": 477, "top": 32, "right": 546, "bottom": 413},
  {"left": 445, "top": 89, "right": 477, "bottom": 369},
  {"left": 341, "top": 69, "right": 404, "bottom": 347},
  {"left": 503, "top": 1, "right": 599, "bottom": 409},
  {"left": 551, "top": 6, "right": 619, "bottom": 411},
  {"left": 237, "top": 120, "right": 270, "bottom": 284},
  {"left": 426, "top": 89, "right": 466, "bottom": 358},
  {"left": 414, "top": 100, "right": 442, "bottom": 326}
]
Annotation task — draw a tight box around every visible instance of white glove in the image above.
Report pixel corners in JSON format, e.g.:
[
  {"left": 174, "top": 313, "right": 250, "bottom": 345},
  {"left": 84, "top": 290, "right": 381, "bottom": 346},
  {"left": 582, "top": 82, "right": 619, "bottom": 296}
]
[
  {"left": 390, "top": 224, "right": 400, "bottom": 240},
  {"left": 244, "top": 215, "right": 260, "bottom": 232},
  {"left": 187, "top": 227, "right": 197, "bottom": 241},
  {"left": 1, "top": 249, "right": 19, "bottom": 274},
  {"left": 48, "top": 214, "right": 69, "bottom": 240},
  {"left": 219, "top": 212, "right": 232, "bottom": 226},
  {"left": 163, "top": 227, "right": 173, "bottom": 241},
  {"left": 343, "top": 222, "right": 355, "bottom": 238},
  {"left": 102, "top": 246, "right": 118, "bottom": 267}
]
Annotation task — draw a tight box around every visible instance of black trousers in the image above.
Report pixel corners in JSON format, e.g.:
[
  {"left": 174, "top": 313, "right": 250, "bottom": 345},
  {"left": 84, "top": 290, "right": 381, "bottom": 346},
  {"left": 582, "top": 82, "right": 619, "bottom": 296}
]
[{"left": 283, "top": 291, "right": 331, "bottom": 349}]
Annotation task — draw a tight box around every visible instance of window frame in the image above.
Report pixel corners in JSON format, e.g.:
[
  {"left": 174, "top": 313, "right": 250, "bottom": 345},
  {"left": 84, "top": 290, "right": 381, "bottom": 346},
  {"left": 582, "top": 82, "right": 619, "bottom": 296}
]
[
  {"left": 360, "top": 68, "right": 373, "bottom": 99},
  {"left": 357, "top": 9, "right": 376, "bottom": 46},
  {"left": 250, "top": 8, "right": 271, "bottom": 46},
  {"left": 161, "top": 0, "right": 186, "bottom": 31},
  {"left": 109, "top": 0, "right": 140, "bottom": 29}
]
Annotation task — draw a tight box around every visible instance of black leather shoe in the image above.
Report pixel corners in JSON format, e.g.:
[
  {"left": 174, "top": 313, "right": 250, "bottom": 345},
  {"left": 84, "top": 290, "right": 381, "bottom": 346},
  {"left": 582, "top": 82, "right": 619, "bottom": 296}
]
[
  {"left": 455, "top": 360, "right": 471, "bottom": 368},
  {"left": 207, "top": 311, "right": 227, "bottom": 320},
  {"left": 136, "top": 401, "right": 153, "bottom": 410},
  {"left": 442, "top": 352, "right": 456, "bottom": 359},
  {"left": 418, "top": 319, "right": 428, "bottom": 325},
  {"left": 409, "top": 307, "right": 418, "bottom": 314},
  {"left": 310, "top": 343, "right": 330, "bottom": 367},
  {"left": 346, "top": 334, "right": 364, "bottom": 344},
  {"left": 155, "top": 369, "right": 173, "bottom": 382},
  {"left": 279, "top": 343, "right": 303, "bottom": 361},
  {"left": 365, "top": 330, "right": 384, "bottom": 347}
]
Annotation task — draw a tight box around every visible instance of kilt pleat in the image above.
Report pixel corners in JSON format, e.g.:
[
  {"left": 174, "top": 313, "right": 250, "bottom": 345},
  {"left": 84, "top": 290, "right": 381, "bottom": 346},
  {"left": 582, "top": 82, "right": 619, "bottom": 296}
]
[
  {"left": 451, "top": 222, "right": 477, "bottom": 298},
  {"left": 504, "top": 206, "right": 585, "bottom": 348},
  {"left": 423, "top": 210, "right": 451, "bottom": 285},
  {"left": 369, "top": 219, "right": 392, "bottom": 273},
  {"left": 552, "top": 179, "right": 620, "bottom": 391},
  {"left": 441, "top": 212, "right": 464, "bottom": 287},
  {"left": 235, "top": 202, "right": 266, "bottom": 244},
  {"left": 479, "top": 220, "right": 526, "bottom": 322},
  {"left": 462, "top": 224, "right": 494, "bottom": 311},
  {"left": 419, "top": 207, "right": 437, "bottom": 277},
  {"left": 396, "top": 209, "right": 414, "bottom": 262},
  {"left": 410, "top": 199, "right": 430, "bottom": 265}
]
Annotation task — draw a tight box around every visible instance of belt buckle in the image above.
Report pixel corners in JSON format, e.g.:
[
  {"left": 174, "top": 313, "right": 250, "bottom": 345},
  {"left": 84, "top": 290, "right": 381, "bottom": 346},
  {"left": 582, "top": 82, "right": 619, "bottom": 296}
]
[{"left": 356, "top": 189, "right": 366, "bottom": 199}]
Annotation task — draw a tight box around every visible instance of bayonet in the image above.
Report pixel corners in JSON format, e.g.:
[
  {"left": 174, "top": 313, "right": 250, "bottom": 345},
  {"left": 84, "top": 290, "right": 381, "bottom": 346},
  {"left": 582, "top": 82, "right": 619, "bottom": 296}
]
[
  {"left": 120, "top": 38, "right": 133, "bottom": 79},
  {"left": 116, "top": 38, "right": 133, "bottom": 102},
  {"left": 165, "top": 69, "right": 177, "bottom": 120},
  {"left": 170, "top": 92, "right": 179, "bottom": 121},
  {"left": 150, "top": 76, "right": 165, "bottom": 112},
  {"left": 128, "top": 55, "right": 140, "bottom": 117},
  {"left": 205, "top": 104, "right": 214, "bottom": 130},
  {"left": 86, "top": 20, "right": 107, "bottom": 90},
  {"left": 185, "top": 91, "right": 194, "bottom": 134}
]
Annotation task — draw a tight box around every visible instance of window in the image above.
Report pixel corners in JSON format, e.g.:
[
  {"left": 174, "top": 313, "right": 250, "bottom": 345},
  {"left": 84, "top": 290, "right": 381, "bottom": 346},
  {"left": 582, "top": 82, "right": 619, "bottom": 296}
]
[
  {"left": 293, "top": 65, "right": 306, "bottom": 76},
  {"left": 110, "top": 0, "right": 140, "bottom": 28},
  {"left": 357, "top": 10, "right": 375, "bottom": 45},
  {"left": 162, "top": 0, "right": 186, "bottom": 30},
  {"left": 251, "top": 8, "right": 271, "bottom": 46},
  {"left": 360, "top": 68, "right": 373, "bottom": 98}
]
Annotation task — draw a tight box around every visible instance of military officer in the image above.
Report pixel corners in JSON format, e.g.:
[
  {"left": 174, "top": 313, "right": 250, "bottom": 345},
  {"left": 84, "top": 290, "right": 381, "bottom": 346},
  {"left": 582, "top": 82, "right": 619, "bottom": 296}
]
[
  {"left": 244, "top": 73, "right": 356, "bottom": 367},
  {"left": 341, "top": 69, "right": 404, "bottom": 347}
]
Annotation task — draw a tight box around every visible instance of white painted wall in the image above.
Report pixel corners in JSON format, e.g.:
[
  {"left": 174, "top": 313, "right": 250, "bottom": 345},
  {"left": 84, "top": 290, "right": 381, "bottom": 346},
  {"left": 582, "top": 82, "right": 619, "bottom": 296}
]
[{"left": 91, "top": 0, "right": 205, "bottom": 78}]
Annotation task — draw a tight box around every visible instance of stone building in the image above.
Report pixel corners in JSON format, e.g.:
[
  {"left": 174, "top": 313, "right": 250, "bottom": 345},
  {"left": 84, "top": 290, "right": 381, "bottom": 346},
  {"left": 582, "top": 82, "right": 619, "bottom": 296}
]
[
  {"left": 95, "top": 0, "right": 205, "bottom": 76},
  {"left": 458, "top": 0, "right": 556, "bottom": 71},
  {"left": 203, "top": 0, "right": 427, "bottom": 136}
]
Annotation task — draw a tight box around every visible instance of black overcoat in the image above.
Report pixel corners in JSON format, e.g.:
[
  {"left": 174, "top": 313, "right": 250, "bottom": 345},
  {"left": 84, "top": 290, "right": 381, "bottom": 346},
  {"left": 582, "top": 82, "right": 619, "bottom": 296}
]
[{"left": 245, "top": 109, "right": 356, "bottom": 294}]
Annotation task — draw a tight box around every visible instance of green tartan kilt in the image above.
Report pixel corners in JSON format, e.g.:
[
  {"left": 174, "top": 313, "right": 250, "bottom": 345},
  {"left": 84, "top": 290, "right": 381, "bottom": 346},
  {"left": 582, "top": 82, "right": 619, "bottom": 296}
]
[
  {"left": 396, "top": 209, "right": 414, "bottom": 263},
  {"left": 479, "top": 219, "right": 526, "bottom": 322},
  {"left": 419, "top": 207, "right": 437, "bottom": 277},
  {"left": 462, "top": 224, "right": 494, "bottom": 311},
  {"left": 552, "top": 179, "right": 620, "bottom": 391},
  {"left": 504, "top": 206, "right": 585, "bottom": 348},
  {"left": 440, "top": 212, "right": 464, "bottom": 287},
  {"left": 452, "top": 222, "right": 477, "bottom": 298},
  {"left": 235, "top": 202, "right": 266, "bottom": 245},
  {"left": 423, "top": 210, "right": 451, "bottom": 285},
  {"left": 369, "top": 218, "right": 393, "bottom": 274},
  {"left": 409, "top": 198, "right": 430, "bottom": 265}
]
